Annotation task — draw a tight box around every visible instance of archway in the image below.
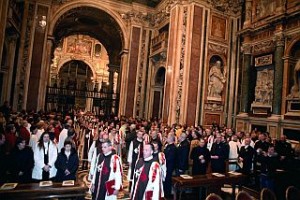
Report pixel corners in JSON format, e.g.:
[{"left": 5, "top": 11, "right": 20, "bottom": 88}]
[
  {"left": 47, "top": 5, "right": 126, "bottom": 114},
  {"left": 150, "top": 67, "right": 166, "bottom": 119}
]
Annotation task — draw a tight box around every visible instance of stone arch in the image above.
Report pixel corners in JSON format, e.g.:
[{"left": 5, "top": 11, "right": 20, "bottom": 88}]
[
  {"left": 48, "top": 1, "right": 129, "bottom": 50},
  {"left": 285, "top": 35, "right": 300, "bottom": 57},
  {"left": 57, "top": 58, "right": 96, "bottom": 80},
  {"left": 152, "top": 66, "right": 166, "bottom": 86}
]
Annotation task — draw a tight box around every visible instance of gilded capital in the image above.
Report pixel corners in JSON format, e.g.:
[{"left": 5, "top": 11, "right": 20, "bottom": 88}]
[
  {"left": 274, "top": 33, "right": 285, "bottom": 47},
  {"left": 241, "top": 44, "right": 252, "bottom": 55}
]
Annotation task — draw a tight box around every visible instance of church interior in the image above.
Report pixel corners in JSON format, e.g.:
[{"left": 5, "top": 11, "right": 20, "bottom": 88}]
[{"left": 1, "top": 0, "right": 300, "bottom": 199}]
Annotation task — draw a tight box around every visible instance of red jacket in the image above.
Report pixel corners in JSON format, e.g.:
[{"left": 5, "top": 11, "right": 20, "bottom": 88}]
[{"left": 19, "top": 127, "right": 31, "bottom": 145}]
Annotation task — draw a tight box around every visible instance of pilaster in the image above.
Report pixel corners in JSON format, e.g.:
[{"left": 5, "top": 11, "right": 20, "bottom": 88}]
[
  {"left": 240, "top": 42, "right": 252, "bottom": 113},
  {"left": 272, "top": 31, "right": 285, "bottom": 115}
]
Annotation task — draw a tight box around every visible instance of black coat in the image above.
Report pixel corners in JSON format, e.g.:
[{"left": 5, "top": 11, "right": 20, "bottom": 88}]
[
  {"left": 210, "top": 142, "right": 229, "bottom": 173},
  {"left": 190, "top": 146, "right": 210, "bottom": 175},
  {"left": 163, "top": 143, "right": 177, "bottom": 196},
  {"left": 125, "top": 129, "right": 136, "bottom": 151},
  {"left": 164, "top": 143, "right": 177, "bottom": 173},
  {"left": 238, "top": 145, "right": 255, "bottom": 174},
  {"left": 176, "top": 139, "right": 190, "bottom": 171},
  {"left": 10, "top": 146, "right": 34, "bottom": 183},
  {"left": 55, "top": 148, "right": 79, "bottom": 181}
]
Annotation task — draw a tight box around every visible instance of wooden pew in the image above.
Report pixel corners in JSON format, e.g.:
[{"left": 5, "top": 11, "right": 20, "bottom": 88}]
[
  {"left": 172, "top": 172, "right": 247, "bottom": 200},
  {"left": 0, "top": 181, "right": 88, "bottom": 200}
]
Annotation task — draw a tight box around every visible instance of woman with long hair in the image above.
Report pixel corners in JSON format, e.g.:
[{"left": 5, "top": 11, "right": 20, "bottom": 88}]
[{"left": 32, "top": 132, "right": 58, "bottom": 181}]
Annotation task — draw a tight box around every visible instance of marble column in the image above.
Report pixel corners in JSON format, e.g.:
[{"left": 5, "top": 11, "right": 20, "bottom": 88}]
[
  {"left": 38, "top": 36, "right": 54, "bottom": 110},
  {"left": 108, "top": 65, "right": 116, "bottom": 94},
  {"left": 241, "top": 44, "right": 252, "bottom": 113},
  {"left": 108, "top": 65, "right": 119, "bottom": 115},
  {"left": 118, "top": 50, "right": 129, "bottom": 116},
  {"left": 272, "top": 34, "right": 285, "bottom": 115},
  {"left": 2, "top": 35, "right": 18, "bottom": 103}
]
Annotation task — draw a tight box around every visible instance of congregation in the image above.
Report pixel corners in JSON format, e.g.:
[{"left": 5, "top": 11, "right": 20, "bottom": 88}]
[{"left": 0, "top": 105, "right": 300, "bottom": 200}]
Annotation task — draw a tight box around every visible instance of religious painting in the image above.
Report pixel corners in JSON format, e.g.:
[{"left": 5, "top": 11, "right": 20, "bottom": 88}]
[
  {"left": 210, "top": 15, "right": 227, "bottom": 40},
  {"left": 236, "top": 121, "right": 245, "bottom": 132},
  {"left": 66, "top": 37, "right": 92, "bottom": 56}
]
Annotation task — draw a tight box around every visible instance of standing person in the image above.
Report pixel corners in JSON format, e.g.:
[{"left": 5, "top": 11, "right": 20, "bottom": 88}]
[
  {"left": 10, "top": 137, "right": 34, "bottom": 183},
  {"left": 238, "top": 137, "right": 255, "bottom": 175},
  {"left": 19, "top": 120, "right": 31, "bottom": 145},
  {"left": 32, "top": 132, "right": 58, "bottom": 181},
  {"left": 4, "top": 124, "right": 17, "bottom": 154},
  {"left": 82, "top": 122, "right": 94, "bottom": 170},
  {"left": 89, "top": 132, "right": 110, "bottom": 181},
  {"left": 55, "top": 140, "right": 79, "bottom": 182},
  {"left": 228, "top": 135, "right": 241, "bottom": 171},
  {"left": 0, "top": 101, "right": 11, "bottom": 122},
  {"left": 91, "top": 140, "right": 122, "bottom": 200},
  {"left": 275, "top": 135, "right": 294, "bottom": 169},
  {"left": 130, "top": 144, "right": 161, "bottom": 200},
  {"left": 163, "top": 134, "right": 177, "bottom": 198},
  {"left": 57, "top": 124, "right": 70, "bottom": 153},
  {"left": 190, "top": 139, "right": 210, "bottom": 175},
  {"left": 152, "top": 141, "right": 166, "bottom": 199},
  {"left": 176, "top": 132, "right": 190, "bottom": 176},
  {"left": 210, "top": 134, "right": 229, "bottom": 173},
  {"left": 259, "top": 145, "right": 279, "bottom": 191},
  {"left": 0, "top": 133, "right": 6, "bottom": 183},
  {"left": 125, "top": 124, "right": 136, "bottom": 153},
  {"left": 127, "top": 130, "right": 144, "bottom": 190}
]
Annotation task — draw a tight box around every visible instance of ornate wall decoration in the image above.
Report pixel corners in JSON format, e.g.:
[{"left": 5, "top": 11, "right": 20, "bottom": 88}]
[
  {"left": 210, "top": 15, "right": 227, "bottom": 40},
  {"left": 204, "top": 103, "right": 224, "bottom": 112},
  {"left": 175, "top": 6, "right": 187, "bottom": 123},
  {"left": 252, "top": 68, "right": 274, "bottom": 106},
  {"left": 119, "top": 0, "right": 184, "bottom": 27},
  {"left": 254, "top": 0, "right": 276, "bottom": 19},
  {"left": 18, "top": 3, "right": 35, "bottom": 110},
  {"left": 208, "top": 43, "right": 227, "bottom": 56},
  {"left": 252, "top": 40, "right": 275, "bottom": 54},
  {"left": 207, "top": 0, "right": 242, "bottom": 14},
  {"left": 207, "top": 60, "right": 226, "bottom": 101},
  {"left": 120, "top": 11, "right": 153, "bottom": 25},
  {"left": 255, "top": 54, "right": 273, "bottom": 67},
  {"left": 287, "top": 59, "right": 300, "bottom": 99},
  {"left": 135, "top": 30, "right": 147, "bottom": 117},
  {"left": 66, "top": 37, "right": 92, "bottom": 56}
]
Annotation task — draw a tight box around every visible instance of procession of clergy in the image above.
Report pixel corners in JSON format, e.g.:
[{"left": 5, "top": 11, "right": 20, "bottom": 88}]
[{"left": 0, "top": 110, "right": 295, "bottom": 200}]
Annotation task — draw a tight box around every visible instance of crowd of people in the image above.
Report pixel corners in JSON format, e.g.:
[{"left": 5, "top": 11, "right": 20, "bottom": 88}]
[{"left": 0, "top": 106, "right": 299, "bottom": 200}]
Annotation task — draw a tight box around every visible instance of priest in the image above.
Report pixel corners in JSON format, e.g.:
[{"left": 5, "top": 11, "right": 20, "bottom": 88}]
[
  {"left": 130, "top": 143, "right": 161, "bottom": 200},
  {"left": 91, "top": 139, "right": 122, "bottom": 200}
]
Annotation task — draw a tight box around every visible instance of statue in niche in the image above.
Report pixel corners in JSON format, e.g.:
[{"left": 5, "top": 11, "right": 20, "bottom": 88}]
[
  {"left": 207, "top": 60, "right": 226, "bottom": 100},
  {"left": 288, "top": 59, "right": 300, "bottom": 98}
]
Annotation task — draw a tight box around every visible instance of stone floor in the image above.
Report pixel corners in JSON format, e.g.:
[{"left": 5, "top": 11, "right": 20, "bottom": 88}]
[{"left": 77, "top": 167, "right": 238, "bottom": 200}]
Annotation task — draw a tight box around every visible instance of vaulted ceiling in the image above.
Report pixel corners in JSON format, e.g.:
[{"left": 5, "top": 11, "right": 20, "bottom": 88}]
[{"left": 53, "top": 6, "right": 123, "bottom": 66}]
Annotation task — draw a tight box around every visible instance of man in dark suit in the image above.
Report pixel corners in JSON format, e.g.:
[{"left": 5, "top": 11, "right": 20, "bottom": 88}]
[
  {"left": 238, "top": 137, "right": 255, "bottom": 174},
  {"left": 176, "top": 132, "right": 190, "bottom": 176},
  {"left": 163, "top": 134, "right": 177, "bottom": 198},
  {"left": 275, "top": 135, "right": 294, "bottom": 169},
  {"left": 210, "top": 134, "right": 229, "bottom": 173}
]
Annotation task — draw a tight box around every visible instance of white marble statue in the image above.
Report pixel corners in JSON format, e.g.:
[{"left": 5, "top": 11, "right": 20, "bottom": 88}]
[{"left": 207, "top": 60, "right": 226, "bottom": 100}]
